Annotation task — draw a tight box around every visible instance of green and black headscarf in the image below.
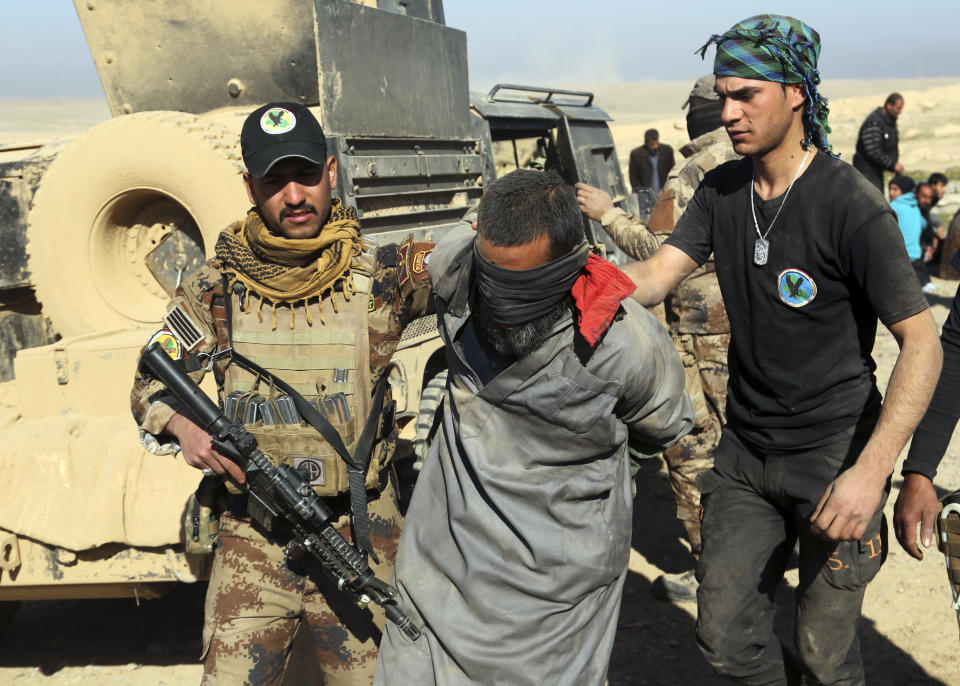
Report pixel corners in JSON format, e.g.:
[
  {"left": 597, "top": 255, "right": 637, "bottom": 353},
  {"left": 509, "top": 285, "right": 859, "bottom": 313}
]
[{"left": 697, "top": 14, "right": 836, "bottom": 157}]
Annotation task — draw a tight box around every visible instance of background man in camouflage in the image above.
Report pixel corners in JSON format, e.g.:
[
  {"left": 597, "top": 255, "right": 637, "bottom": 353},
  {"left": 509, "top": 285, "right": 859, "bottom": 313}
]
[
  {"left": 576, "top": 74, "right": 737, "bottom": 602},
  {"left": 131, "top": 102, "right": 432, "bottom": 685}
]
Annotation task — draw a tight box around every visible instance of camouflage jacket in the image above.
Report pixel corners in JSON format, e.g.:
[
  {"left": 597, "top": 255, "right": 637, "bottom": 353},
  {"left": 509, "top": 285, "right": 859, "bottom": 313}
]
[
  {"left": 600, "top": 127, "right": 736, "bottom": 335},
  {"left": 131, "top": 234, "right": 434, "bottom": 453}
]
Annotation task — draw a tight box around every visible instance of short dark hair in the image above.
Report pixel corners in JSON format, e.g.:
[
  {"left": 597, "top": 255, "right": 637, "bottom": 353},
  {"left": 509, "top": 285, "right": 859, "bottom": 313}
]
[
  {"left": 915, "top": 182, "right": 932, "bottom": 196},
  {"left": 889, "top": 174, "right": 915, "bottom": 193},
  {"left": 477, "top": 170, "right": 583, "bottom": 259},
  {"left": 885, "top": 92, "right": 903, "bottom": 107},
  {"left": 929, "top": 172, "right": 948, "bottom": 186},
  {"left": 644, "top": 128, "right": 659, "bottom": 142}
]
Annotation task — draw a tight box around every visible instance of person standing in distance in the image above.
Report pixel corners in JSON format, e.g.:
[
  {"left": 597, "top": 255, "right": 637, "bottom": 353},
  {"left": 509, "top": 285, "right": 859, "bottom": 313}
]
[
  {"left": 853, "top": 92, "right": 904, "bottom": 191},
  {"left": 621, "top": 16, "right": 941, "bottom": 685},
  {"left": 629, "top": 128, "right": 675, "bottom": 196}
]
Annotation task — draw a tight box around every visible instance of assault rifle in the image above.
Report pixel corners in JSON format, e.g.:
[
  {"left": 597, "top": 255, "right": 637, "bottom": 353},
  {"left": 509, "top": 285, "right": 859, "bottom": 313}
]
[{"left": 141, "top": 343, "right": 420, "bottom": 641}]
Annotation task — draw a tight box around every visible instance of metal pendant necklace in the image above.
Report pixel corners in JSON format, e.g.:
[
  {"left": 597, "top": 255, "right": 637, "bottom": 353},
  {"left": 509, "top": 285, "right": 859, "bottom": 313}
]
[{"left": 750, "top": 149, "right": 811, "bottom": 266}]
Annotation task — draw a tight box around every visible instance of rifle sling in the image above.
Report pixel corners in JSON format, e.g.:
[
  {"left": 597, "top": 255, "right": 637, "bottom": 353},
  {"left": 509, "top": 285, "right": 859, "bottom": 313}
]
[{"left": 194, "top": 277, "right": 385, "bottom": 560}]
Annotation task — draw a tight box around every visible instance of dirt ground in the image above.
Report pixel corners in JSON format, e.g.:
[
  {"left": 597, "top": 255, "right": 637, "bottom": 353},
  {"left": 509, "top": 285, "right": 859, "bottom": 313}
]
[{"left": 2, "top": 80, "right": 960, "bottom": 684}]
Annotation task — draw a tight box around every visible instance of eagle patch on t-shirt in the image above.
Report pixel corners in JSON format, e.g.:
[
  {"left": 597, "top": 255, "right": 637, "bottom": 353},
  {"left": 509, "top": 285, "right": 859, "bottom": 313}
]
[{"left": 777, "top": 268, "right": 817, "bottom": 307}]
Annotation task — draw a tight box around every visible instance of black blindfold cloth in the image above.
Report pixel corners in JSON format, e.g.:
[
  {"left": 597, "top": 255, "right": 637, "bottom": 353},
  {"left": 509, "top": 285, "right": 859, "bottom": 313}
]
[{"left": 473, "top": 239, "right": 590, "bottom": 327}]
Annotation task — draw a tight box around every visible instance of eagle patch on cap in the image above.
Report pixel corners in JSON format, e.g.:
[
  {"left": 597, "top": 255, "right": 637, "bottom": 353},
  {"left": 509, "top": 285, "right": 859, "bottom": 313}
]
[{"left": 260, "top": 107, "right": 297, "bottom": 135}]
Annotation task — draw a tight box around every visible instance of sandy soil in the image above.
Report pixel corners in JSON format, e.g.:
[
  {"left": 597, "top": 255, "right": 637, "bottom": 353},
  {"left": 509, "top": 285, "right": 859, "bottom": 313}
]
[{"left": 2, "top": 79, "right": 960, "bottom": 684}]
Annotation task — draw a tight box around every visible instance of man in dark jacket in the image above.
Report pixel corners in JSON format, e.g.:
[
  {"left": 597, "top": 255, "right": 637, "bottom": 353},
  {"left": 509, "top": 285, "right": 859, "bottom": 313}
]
[
  {"left": 629, "top": 128, "right": 675, "bottom": 195},
  {"left": 853, "top": 92, "right": 904, "bottom": 190}
]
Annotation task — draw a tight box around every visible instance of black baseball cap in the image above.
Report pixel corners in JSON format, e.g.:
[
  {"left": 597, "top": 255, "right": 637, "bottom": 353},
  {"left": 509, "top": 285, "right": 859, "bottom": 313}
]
[{"left": 240, "top": 102, "right": 328, "bottom": 178}]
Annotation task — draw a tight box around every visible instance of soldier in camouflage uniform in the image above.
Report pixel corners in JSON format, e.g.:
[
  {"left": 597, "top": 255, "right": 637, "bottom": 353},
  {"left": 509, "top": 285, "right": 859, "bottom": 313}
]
[
  {"left": 576, "top": 75, "right": 737, "bottom": 601},
  {"left": 131, "top": 102, "right": 432, "bottom": 685}
]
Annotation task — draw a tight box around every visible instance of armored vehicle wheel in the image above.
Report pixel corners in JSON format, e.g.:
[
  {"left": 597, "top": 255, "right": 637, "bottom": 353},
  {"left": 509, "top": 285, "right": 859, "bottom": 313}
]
[{"left": 27, "top": 112, "right": 248, "bottom": 337}]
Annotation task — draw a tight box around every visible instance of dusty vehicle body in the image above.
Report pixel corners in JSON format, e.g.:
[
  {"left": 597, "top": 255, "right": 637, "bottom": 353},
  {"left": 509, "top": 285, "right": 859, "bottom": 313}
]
[{"left": 0, "top": 0, "right": 634, "bottom": 608}]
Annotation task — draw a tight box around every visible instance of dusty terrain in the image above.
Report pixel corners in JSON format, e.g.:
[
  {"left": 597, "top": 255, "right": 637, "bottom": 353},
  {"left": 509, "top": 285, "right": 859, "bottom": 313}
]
[{"left": 2, "top": 79, "right": 960, "bottom": 684}]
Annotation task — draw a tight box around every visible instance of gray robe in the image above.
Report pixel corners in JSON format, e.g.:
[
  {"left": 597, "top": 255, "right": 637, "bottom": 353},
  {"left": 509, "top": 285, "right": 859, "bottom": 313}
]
[{"left": 376, "top": 227, "right": 693, "bottom": 686}]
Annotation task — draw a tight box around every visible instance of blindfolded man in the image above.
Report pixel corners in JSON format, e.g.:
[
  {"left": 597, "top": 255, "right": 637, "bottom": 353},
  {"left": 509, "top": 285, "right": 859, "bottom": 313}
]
[{"left": 375, "top": 169, "right": 693, "bottom": 686}]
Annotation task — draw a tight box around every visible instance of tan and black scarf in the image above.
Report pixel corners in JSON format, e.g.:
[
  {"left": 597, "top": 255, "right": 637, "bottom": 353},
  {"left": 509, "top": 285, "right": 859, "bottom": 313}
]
[{"left": 215, "top": 199, "right": 363, "bottom": 328}]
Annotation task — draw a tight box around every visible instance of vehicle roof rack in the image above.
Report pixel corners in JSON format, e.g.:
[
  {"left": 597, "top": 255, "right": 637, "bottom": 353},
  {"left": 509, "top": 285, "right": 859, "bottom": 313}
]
[{"left": 486, "top": 84, "right": 594, "bottom": 107}]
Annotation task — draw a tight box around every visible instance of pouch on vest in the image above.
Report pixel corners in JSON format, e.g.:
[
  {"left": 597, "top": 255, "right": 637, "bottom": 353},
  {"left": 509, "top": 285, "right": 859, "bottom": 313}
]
[
  {"left": 182, "top": 475, "right": 223, "bottom": 555},
  {"left": 218, "top": 265, "right": 387, "bottom": 498},
  {"left": 251, "top": 411, "right": 359, "bottom": 496}
]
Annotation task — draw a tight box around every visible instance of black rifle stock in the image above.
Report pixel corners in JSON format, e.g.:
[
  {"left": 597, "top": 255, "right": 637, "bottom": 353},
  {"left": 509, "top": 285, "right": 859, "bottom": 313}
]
[{"left": 141, "top": 343, "right": 420, "bottom": 641}]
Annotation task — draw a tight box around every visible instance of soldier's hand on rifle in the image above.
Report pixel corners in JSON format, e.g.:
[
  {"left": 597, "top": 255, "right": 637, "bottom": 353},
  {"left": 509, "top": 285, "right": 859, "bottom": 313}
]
[
  {"left": 166, "top": 412, "right": 246, "bottom": 484},
  {"left": 893, "top": 472, "right": 937, "bottom": 560},
  {"left": 575, "top": 182, "right": 614, "bottom": 222}
]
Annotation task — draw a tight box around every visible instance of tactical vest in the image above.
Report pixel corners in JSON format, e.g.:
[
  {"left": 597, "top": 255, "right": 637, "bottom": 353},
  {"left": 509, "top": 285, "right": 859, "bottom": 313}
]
[{"left": 221, "top": 250, "right": 385, "bottom": 497}]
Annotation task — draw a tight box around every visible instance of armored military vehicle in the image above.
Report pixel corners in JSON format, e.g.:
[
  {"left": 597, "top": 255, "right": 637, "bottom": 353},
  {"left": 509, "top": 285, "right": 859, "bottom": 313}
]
[{"left": 0, "top": 0, "right": 635, "bottom": 615}]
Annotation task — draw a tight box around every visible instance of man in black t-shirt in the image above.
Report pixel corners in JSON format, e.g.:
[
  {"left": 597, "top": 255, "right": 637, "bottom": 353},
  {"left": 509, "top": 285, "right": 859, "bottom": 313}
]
[{"left": 622, "top": 15, "right": 942, "bottom": 686}]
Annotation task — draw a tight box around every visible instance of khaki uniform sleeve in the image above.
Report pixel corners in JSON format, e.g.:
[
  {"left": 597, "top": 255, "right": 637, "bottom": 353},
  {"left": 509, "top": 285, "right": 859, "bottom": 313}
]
[
  {"left": 599, "top": 207, "right": 664, "bottom": 260},
  {"left": 670, "top": 162, "right": 708, "bottom": 224},
  {"left": 396, "top": 234, "right": 436, "bottom": 320},
  {"left": 367, "top": 235, "right": 437, "bottom": 380},
  {"left": 130, "top": 263, "right": 221, "bottom": 454}
]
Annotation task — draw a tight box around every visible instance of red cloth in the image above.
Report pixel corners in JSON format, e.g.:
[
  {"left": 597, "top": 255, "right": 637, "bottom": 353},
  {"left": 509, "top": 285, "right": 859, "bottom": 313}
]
[{"left": 571, "top": 253, "right": 637, "bottom": 346}]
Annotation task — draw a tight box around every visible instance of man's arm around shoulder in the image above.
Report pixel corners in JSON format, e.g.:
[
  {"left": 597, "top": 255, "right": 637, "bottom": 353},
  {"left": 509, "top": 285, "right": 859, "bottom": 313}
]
[
  {"left": 620, "top": 244, "right": 699, "bottom": 307},
  {"left": 393, "top": 233, "right": 436, "bottom": 318}
]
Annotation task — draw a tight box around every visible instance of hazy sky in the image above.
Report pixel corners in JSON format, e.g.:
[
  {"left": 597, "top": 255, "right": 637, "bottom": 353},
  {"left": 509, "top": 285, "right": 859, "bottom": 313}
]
[{"left": 2, "top": 1, "right": 957, "bottom": 98}]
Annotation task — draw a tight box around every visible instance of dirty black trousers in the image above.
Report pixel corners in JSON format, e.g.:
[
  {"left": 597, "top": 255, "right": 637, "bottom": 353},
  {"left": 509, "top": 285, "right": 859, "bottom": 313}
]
[{"left": 695, "top": 420, "right": 887, "bottom": 686}]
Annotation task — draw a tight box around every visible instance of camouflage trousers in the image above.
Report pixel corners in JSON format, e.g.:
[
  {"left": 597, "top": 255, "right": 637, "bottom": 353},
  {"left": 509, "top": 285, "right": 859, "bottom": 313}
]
[
  {"left": 661, "top": 332, "right": 729, "bottom": 555},
  {"left": 201, "top": 479, "right": 402, "bottom": 686}
]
